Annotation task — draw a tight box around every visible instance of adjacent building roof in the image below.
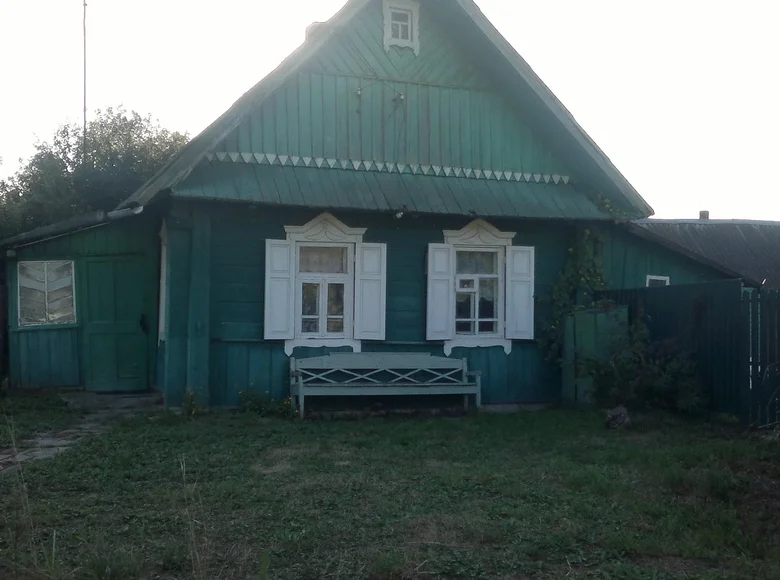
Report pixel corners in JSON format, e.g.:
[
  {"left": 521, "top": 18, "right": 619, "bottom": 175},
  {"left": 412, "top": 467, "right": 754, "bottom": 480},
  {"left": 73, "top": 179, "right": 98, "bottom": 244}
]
[
  {"left": 634, "top": 219, "right": 780, "bottom": 288},
  {"left": 118, "top": 0, "right": 653, "bottom": 219},
  {"left": 174, "top": 163, "right": 610, "bottom": 220}
]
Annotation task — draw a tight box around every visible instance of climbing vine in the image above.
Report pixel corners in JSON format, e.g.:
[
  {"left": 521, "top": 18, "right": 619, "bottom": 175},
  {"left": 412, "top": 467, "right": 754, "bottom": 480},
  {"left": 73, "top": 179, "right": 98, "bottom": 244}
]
[{"left": 538, "top": 226, "right": 607, "bottom": 363}]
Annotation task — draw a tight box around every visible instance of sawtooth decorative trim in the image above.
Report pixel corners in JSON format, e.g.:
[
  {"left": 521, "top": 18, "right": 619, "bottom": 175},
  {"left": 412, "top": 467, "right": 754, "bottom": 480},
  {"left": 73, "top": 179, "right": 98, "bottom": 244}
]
[{"left": 204, "top": 152, "right": 571, "bottom": 185}]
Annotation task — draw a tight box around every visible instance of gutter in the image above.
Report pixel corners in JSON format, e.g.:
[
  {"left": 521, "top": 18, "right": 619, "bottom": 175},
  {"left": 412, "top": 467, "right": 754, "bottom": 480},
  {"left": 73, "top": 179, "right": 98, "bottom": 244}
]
[{"left": 2, "top": 206, "right": 144, "bottom": 252}]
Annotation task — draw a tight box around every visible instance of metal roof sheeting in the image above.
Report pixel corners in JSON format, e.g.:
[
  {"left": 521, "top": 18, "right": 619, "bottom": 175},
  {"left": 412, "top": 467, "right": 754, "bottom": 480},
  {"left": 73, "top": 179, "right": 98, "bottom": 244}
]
[
  {"left": 173, "top": 163, "right": 610, "bottom": 220},
  {"left": 636, "top": 220, "right": 780, "bottom": 288}
]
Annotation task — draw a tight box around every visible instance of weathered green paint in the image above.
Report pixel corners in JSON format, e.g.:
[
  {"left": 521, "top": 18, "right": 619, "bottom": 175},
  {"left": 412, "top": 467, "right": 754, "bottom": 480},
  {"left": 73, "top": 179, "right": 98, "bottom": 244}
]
[
  {"left": 562, "top": 306, "right": 629, "bottom": 407},
  {"left": 214, "top": 1, "right": 570, "bottom": 180},
  {"left": 174, "top": 164, "right": 607, "bottom": 221},
  {"left": 6, "top": 217, "right": 160, "bottom": 391},
  {"left": 187, "top": 209, "right": 211, "bottom": 403},
  {"left": 602, "top": 227, "right": 731, "bottom": 289},
  {"left": 82, "top": 256, "right": 148, "bottom": 392}
]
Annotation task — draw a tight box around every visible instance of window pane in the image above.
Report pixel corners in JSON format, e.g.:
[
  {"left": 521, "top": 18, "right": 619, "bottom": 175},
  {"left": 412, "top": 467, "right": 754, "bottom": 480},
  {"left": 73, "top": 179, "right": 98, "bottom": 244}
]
[
  {"left": 46, "top": 261, "right": 74, "bottom": 324},
  {"left": 400, "top": 24, "right": 410, "bottom": 40},
  {"left": 328, "top": 284, "right": 344, "bottom": 316},
  {"left": 478, "top": 278, "right": 497, "bottom": 319},
  {"left": 459, "top": 279, "right": 475, "bottom": 290},
  {"left": 456, "top": 292, "right": 474, "bottom": 320},
  {"left": 302, "top": 319, "right": 319, "bottom": 333},
  {"left": 19, "top": 262, "right": 46, "bottom": 325},
  {"left": 456, "top": 321, "right": 475, "bottom": 335},
  {"left": 479, "top": 321, "right": 497, "bottom": 334},
  {"left": 391, "top": 10, "right": 410, "bottom": 23},
  {"left": 456, "top": 251, "right": 497, "bottom": 275},
  {"left": 327, "top": 319, "right": 344, "bottom": 333},
  {"left": 299, "top": 247, "right": 347, "bottom": 273},
  {"left": 302, "top": 283, "right": 319, "bottom": 315},
  {"left": 391, "top": 22, "right": 400, "bottom": 38}
]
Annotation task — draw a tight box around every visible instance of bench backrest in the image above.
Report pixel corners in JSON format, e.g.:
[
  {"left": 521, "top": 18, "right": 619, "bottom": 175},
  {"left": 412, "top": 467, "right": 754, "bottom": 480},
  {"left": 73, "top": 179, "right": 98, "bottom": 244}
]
[{"left": 291, "top": 352, "right": 468, "bottom": 385}]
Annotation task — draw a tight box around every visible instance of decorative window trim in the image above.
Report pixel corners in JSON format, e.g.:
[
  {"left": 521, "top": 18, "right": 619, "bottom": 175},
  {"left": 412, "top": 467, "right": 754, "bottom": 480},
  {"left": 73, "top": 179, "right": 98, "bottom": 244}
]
[
  {"left": 383, "top": 0, "right": 420, "bottom": 55},
  {"left": 443, "top": 220, "right": 516, "bottom": 247},
  {"left": 430, "top": 221, "right": 520, "bottom": 356},
  {"left": 646, "top": 275, "right": 671, "bottom": 287},
  {"left": 17, "top": 260, "right": 77, "bottom": 328},
  {"left": 285, "top": 212, "right": 366, "bottom": 244},
  {"left": 265, "top": 213, "right": 384, "bottom": 356}
]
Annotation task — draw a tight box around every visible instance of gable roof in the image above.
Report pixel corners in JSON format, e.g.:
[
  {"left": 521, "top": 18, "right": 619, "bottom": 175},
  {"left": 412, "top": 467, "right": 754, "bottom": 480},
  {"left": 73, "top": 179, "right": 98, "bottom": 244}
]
[
  {"left": 118, "top": 0, "right": 653, "bottom": 219},
  {"left": 633, "top": 219, "right": 780, "bottom": 288}
]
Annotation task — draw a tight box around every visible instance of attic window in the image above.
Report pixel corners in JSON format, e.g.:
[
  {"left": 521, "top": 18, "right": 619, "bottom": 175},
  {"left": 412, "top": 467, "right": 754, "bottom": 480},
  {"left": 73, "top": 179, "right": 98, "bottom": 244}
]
[{"left": 384, "top": 0, "right": 419, "bottom": 55}]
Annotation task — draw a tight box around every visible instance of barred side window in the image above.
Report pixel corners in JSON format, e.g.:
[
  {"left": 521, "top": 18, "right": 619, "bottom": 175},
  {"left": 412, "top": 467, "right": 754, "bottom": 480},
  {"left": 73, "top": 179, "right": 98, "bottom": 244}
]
[{"left": 18, "top": 261, "right": 76, "bottom": 326}]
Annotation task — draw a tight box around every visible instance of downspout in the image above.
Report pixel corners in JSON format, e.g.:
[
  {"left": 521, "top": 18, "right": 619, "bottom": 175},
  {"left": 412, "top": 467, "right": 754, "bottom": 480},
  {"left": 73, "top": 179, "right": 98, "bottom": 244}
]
[{"left": 106, "top": 205, "right": 144, "bottom": 221}]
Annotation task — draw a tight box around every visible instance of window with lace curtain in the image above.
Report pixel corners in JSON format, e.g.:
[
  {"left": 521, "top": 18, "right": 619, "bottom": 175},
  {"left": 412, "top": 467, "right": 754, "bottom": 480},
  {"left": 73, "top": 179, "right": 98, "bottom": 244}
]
[{"left": 383, "top": 0, "right": 420, "bottom": 55}]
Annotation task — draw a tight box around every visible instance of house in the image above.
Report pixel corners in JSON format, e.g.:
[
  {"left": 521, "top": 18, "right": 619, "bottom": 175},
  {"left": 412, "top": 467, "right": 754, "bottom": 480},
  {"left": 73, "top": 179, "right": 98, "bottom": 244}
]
[
  {"left": 633, "top": 212, "right": 780, "bottom": 288},
  {"left": 2, "top": 0, "right": 745, "bottom": 407}
]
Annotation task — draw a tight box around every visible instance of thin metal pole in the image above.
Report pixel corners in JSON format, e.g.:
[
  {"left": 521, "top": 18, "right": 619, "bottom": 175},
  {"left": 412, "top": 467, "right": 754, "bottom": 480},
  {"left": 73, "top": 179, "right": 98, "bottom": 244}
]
[{"left": 82, "top": 0, "right": 87, "bottom": 160}]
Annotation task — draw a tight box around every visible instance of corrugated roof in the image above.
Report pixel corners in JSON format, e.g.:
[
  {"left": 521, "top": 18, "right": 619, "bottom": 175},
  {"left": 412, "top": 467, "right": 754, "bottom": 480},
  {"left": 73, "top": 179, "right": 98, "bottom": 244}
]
[
  {"left": 635, "top": 220, "right": 780, "bottom": 288},
  {"left": 173, "top": 163, "right": 610, "bottom": 220}
]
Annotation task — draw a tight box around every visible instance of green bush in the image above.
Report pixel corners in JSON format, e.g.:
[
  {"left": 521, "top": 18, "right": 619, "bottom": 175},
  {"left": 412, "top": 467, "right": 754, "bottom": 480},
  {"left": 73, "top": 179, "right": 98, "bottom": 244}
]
[
  {"left": 582, "top": 321, "right": 703, "bottom": 412},
  {"left": 239, "top": 390, "right": 296, "bottom": 419}
]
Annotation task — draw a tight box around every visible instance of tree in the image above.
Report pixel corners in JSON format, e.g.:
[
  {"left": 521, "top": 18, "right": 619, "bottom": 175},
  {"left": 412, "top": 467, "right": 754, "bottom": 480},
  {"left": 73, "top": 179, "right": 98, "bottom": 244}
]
[{"left": 0, "top": 107, "right": 188, "bottom": 236}]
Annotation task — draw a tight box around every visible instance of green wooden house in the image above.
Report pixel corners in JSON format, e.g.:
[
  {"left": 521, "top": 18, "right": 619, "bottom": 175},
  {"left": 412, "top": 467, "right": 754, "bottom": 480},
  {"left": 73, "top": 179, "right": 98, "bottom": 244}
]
[{"left": 3, "top": 0, "right": 745, "bottom": 406}]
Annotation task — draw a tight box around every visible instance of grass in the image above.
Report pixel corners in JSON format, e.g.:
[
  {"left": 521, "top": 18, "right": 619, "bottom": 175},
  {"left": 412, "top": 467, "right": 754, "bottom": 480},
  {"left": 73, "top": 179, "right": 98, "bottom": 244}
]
[
  {"left": 0, "top": 409, "right": 779, "bottom": 579},
  {"left": 0, "top": 395, "right": 78, "bottom": 449}
]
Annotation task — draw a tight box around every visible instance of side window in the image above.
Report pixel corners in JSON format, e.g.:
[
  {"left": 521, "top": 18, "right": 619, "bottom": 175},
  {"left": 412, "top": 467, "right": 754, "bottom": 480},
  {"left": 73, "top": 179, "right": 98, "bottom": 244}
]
[
  {"left": 426, "top": 220, "right": 534, "bottom": 355},
  {"left": 383, "top": 0, "right": 420, "bottom": 54},
  {"left": 646, "top": 275, "right": 670, "bottom": 287},
  {"left": 18, "top": 260, "right": 76, "bottom": 327}
]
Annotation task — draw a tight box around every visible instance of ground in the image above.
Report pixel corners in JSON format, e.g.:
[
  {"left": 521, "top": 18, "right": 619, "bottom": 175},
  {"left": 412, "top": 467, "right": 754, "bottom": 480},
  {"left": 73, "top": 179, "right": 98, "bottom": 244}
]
[
  {"left": 1, "top": 403, "right": 779, "bottom": 579},
  {"left": 0, "top": 395, "right": 78, "bottom": 449}
]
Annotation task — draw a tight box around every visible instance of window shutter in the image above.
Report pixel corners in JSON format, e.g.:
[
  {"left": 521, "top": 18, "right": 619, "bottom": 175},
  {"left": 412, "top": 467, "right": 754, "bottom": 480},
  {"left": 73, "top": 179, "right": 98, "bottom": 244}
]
[
  {"left": 426, "top": 244, "right": 455, "bottom": 341},
  {"left": 505, "top": 246, "right": 535, "bottom": 340},
  {"left": 264, "top": 240, "right": 295, "bottom": 340},
  {"left": 354, "top": 243, "right": 387, "bottom": 340}
]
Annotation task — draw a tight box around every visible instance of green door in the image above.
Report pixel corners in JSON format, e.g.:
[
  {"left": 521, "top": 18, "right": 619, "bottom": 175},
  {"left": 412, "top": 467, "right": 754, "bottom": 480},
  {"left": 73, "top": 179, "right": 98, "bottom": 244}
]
[{"left": 83, "top": 256, "right": 149, "bottom": 392}]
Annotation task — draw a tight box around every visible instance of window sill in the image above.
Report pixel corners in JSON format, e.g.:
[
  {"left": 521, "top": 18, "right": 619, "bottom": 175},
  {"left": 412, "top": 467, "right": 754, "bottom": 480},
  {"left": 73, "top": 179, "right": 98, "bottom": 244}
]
[
  {"left": 285, "top": 338, "right": 361, "bottom": 356},
  {"left": 12, "top": 323, "right": 80, "bottom": 333},
  {"left": 444, "top": 337, "right": 512, "bottom": 356}
]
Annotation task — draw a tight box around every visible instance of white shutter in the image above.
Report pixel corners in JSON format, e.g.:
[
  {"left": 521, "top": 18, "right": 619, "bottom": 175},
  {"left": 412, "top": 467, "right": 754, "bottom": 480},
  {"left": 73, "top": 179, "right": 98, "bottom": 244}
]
[
  {"left": 426, "top": 243, "right": 455, "bottom": 340},
  {"left": 505, "top": 246, "right": 535, "bottom": 340},
  {"left": 264, "top": 240, "right": 295, "bottom": 340},
  {"left": 354, "top": 243, "right": 387, "bottom": 340}
]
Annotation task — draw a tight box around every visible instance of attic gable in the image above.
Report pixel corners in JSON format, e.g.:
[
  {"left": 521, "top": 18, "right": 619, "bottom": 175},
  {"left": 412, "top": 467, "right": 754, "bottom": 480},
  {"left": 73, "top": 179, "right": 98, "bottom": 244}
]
[{"left": 120, "top": 0, "right": 652, "bottom": 219}]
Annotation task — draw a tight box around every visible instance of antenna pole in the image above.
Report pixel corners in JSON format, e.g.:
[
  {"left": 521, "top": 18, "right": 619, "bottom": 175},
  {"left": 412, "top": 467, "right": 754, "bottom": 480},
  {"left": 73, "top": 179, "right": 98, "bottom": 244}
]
[{"left": 82, "top": 0, "right": 88, "bottom": 160}]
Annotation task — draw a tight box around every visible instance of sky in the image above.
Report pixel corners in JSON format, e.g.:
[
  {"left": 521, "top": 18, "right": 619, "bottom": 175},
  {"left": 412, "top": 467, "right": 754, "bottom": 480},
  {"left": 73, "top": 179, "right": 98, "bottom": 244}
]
[{"left": 1, "top": 0, "right": 778, "bottom": 219}]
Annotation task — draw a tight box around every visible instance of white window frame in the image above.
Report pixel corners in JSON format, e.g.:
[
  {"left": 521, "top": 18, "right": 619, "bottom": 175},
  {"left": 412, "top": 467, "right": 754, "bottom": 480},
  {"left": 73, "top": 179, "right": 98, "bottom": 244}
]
[
  {"left": 17, "top": 260, "right": 77, "bottom": 328},
  {"left": 295, "top": 242, "right": 354, "bottom": 340},
  {"left": 646, "top": 275, "right": 671, "bottom": 287},
  {"left": 282, "top": 213, "right": 367, "bottom": 355},
  {"left": 383, "top": 0, "right": 420, "bottom": 55},
  {"left": 454, "top": 247, "right": 504, "bottom": 339},
  {"left": 442, "top": 220, "right": 516, "bottom": 355}
]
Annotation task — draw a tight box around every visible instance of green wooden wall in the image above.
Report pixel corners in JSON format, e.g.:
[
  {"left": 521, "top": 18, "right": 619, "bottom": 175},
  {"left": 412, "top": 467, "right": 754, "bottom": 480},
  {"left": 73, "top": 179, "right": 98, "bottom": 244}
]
[
  {"left": 214, "top": 0, "right": 570, "bottom": 177},
  {"left": 7, "top": 216, "right": 161, "bottom": 389},
  {"left": 602, "top": 227, "right": 729, "bottom": 289},
  {"left": 160, "top": 201, "right": 731, "bottom": 408}
]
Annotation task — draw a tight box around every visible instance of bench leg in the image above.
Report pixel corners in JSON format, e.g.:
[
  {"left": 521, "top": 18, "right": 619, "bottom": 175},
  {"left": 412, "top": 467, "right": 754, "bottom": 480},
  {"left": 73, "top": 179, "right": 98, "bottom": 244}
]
[
  {"left": 463, "top": 394, "right": 469, "bottom": 412},
  {"left": 476, "top": 390, "right": 481, "bottom": 408},
  {"left": 299, "top": 394, "right": 305, "bottom": 419}
]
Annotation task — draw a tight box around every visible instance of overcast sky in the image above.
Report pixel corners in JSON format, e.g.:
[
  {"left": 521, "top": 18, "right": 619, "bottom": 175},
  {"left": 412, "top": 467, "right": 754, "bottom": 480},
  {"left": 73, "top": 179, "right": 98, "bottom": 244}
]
[{"left": 1, "top": 0, "right": 778, "bottom": 219}]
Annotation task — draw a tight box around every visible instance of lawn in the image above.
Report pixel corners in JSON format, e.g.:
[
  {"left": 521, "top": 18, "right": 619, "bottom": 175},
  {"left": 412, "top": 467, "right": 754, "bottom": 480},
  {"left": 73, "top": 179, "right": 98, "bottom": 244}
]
[
  {"left": 1, "top": 409, "right": 779, "bottom": 579},
  {"left": 0, "top": 395, "right": 78, "bottom": 449}
]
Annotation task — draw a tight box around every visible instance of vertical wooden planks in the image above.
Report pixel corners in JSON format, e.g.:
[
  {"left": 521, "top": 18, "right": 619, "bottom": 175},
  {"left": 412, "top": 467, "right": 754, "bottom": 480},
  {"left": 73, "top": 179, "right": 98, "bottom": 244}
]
[
  {"left": 187, "top": 209, "right": 211, "bottom": 404},
  {"left": 297, "top": 73, "right": 312, "bottom": 158}
]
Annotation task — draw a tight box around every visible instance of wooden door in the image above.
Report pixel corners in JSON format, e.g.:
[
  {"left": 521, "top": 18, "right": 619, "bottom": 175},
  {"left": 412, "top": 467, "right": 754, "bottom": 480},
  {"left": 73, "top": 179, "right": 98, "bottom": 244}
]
[{"left": 83, "top": 256, "right": 149, "bottom": 392}]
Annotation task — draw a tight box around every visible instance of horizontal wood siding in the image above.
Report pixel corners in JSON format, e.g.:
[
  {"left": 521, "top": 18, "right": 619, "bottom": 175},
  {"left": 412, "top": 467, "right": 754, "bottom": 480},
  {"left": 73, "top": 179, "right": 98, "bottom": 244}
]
[
  {"left": 7, "top": 216, "right": 161, "bottom": 390},
  {"left": 603, "top": 228, "right": 731, "bottom": 289},
  {"left": 204, "top": 203, "right": 570, "bottom": 406}
]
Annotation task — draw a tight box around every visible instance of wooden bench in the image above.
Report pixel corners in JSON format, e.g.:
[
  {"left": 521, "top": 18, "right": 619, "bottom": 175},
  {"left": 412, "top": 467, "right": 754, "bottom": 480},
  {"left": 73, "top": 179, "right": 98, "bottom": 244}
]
[{"left": 289, "top": 352, "right": 481, "bottom": 418}]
